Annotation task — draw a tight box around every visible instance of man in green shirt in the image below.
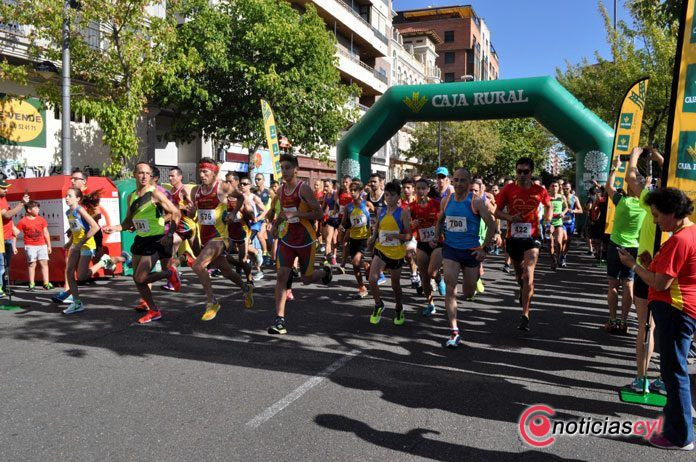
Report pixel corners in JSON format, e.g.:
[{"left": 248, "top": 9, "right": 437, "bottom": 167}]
[{"left": 604, "top": 155, "right": 647, "bottom": 335}]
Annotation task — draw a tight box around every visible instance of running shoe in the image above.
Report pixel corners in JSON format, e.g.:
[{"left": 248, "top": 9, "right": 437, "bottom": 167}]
[
  {"left": 268, "top": 316, "right": 287, "bottom": 335},
  {"left": 445, "top": 331, "right": 461, "bottom": 349},
  {"left": 649, "top": 378, "right": 667, "bottom": 395},
  {"left": 167, "top": 266, "right": 181, "bottom": 292},
  {"left": 322, "top": 263, "right": 333, "bottom": 285},
  {"left": 253, "top": 271, "right": 264, "bottom": 282},
  {"left": 243, "top": 283, "right": 254, "bottom": 309},
  {"left": 393, "top": 308, "right": 406, "bottom": 326},
  {"left": 550, "top": 255, "right": 557, "bottom": 271},
  {"left": 437, "top": 279, "right": 446, "bottom": 296},
  {"left": 330, "top": 255, "right": 337, "bottom": 266},
  {"left": 560, "top": 255, "right": 567, "bottom": 268},
  {"left": 134, "top": 298, "right": 149, "bottom": 312},
  {"left": 186, "top": 254, "right": 195, "bottom": 268},
  {"left": 100, "top": 254, "right": 115, "bottom": 271},
  {"left": 27, "top": 282, "right": 35, "bottom": 291},
  {"left": 263, "top": 254, "right": 272, "bottom": 268},
  {"left": 648, "top": 433, "right": 694, "bottom": 451},
  {"left": 616, "top": 319, "right": 628, "bottom": 335},
  {"left": 51, "top": 290, "right": 71, "bottom": 303},
  {"left": 502, "top": 263, "right": 511, "bottom": 273},
  {"left": 410, "top": 274, "right": 420, "bottom": 289},
  {"left": 370, "top": 301, "right": 385, "bottom": 324},
  {"left": 162, "top": 282, "right": 175, "bottom": 291},
  {"left": 291, "top": 267, "right": 300, "bottom": 279},
  {"left": 377, "top": 273, "right": 386, "bottom": 285},
  {"left": 286, "top": 289, "right": 294, "bottom": 301},
  {"left": 627, "top": 376, "right": 649, "bottom": 393},
  {"left": 603, "top": 318, "right": 617, "bottom": 332},
  {"left": 138, "top": 309, "right": 162, "bottom": 324},
  {"left": 318, "top": 245, "right": 326, "bottom": 254},
  {"left": 518, "top": 314, "right": 530, "bottom": 332},
  {"left": 201, "top": 302, "right": 221, "bottom": 321},
  {"left": 121, "top": 251, "right": 133, "bottom": 268},
  {"left": 356, "top": 287, "right": 369, "bottom": 299},
  {"left": 43, "top": 282, "right": 54, "bottom": 290},
  {"left": 209, "top": 269, "right": 223, "bottom": 278},
  {"left": 421, "top": 303, "right": 436, "bottom": 316},
  {"left": 62, "top": 300, "right": 84, "bottom": 314},
  {"left": 475, "top": 278, "right": 485, "bottom": 294},
  {"left": 62, "top": 295, "right": 74, "bottom": 305}
]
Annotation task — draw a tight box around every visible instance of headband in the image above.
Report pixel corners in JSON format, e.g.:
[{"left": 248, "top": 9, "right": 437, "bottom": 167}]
[{"left": 199, "top": 162, "right": 219, "bottom": 173}]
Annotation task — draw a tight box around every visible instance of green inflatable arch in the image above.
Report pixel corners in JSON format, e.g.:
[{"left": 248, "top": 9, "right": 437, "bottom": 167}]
[{"left": 336, "top": 76, "right": 614, "bottom": 198}]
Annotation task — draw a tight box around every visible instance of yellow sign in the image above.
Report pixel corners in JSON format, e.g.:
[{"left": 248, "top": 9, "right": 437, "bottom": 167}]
[
  {"left": 604, "top": 78, "right": 649, "bottom": 234},
  {"left": 260, "top": 99, "right": 281, "bottom": 179},
  {"left": 0, "top": 97, "right": 46, "bottom": 146},
  {"left": 403, "top": 91, "right": 427, "bottom": 113},
  {"left": 662, "top": 0, "right": 696, "bottom": 226}
]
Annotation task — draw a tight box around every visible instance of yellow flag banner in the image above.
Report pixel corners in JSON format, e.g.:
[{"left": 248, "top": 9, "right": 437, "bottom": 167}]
[
  {"left": 662, "top": 0, "right": 696, "bottom": 225},
  {"left": 604, "top": 78, "right": 649, "bottom": 235},
  {"left": 260, "top": 99, "right": 282, "bottom": 179}
]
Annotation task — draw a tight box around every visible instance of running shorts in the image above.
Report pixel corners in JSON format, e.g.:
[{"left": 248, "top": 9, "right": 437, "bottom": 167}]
[
  {"left": 131, "top": 234, "right": 173, "bottom": 260},
  {"left": 506, "top": 237, "right": 542, "bottom": 262},
  {"left": 442, "top": 244, "right": 480, "bottom": 268},
  {"left": 349, "top": 238, "right": 367, "bottom": 258},
  {"left": 277, "top": 240, "right": 316, "bottom": 277},
  {"left": 416, "top": 241, "right": 441, "bottom": 257},
  {"left": 607, "top": 241, "right": 636, "bottom": 281},
  {"left": 374, "top": 249, "right": 403, "bottom": 270}
]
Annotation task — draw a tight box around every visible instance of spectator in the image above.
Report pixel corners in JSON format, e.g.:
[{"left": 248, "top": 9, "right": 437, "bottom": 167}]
[
  {"left": 15, "top": 201, "right": 53, "bottom": 290},
  {"left": 618, "top": 187, "right": 695, "bottom": 451}
]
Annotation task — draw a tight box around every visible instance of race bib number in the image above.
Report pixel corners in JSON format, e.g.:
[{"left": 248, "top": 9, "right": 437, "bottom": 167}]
[
  {"left": 446, "top": 216, "right": 467, "bottom": 233},
  {"left": 284, "top": 207, "right": 299, "bottom": 224},
  {"left": 339, "top": 205, "right": 346, "bottom": 216},
  {"left": 199, "top": 209, "right": 216, "bottom": 226},
  {"left": 69, "top": 219, "right": 81, "bottom": 232},
  {"left": 379, "top": 231, "right": 400, "bottom": 246},
  {"left": 351, "top": 214, "right": 367, "bottom": 228},
  {"left": 329, "top": 209, "right": 338, "bottom": 218},
  {"left": 369, "top": 216, "right": 377, "bottom": 228},
  {"left": 511, "top": 222, "right": 532, "bottom": 238},
  {"left": 418, "top": 226, "right": 436, "bottom": 242},
  {"left": 133, "top": 219, "right": 150, "bottom": 234}
]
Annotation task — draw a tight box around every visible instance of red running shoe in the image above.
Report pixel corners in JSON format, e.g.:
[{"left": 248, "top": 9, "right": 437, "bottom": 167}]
[
  {"left": 134, "top": 298, "right": 149, "bottom": 312},
  {"left": 138, "top": 309, "right": 162, "bottom": 324},
  {"left": 286, "top": 289, "right": 294, "bottom": 301},
  {"left": 168, "top": 266, "right": 181, "bottom": 292}
]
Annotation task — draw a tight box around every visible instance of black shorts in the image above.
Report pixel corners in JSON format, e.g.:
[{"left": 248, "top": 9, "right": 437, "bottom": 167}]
[
  {"left": 607, "top": 241, "right": 637, "bottom": 280},
  {"left": 374, "top": 249, "right": 404, "bottom": 270},
  {"left": 589, "top": 223, "right": 605, "bottom": 240},
  {"left": 327, "top": 217, "right": 341, "bottom": 228},
  {"left": 634, "top": 273, "right": 648, "bottom": 299},
  {"left": 94, "top": 229, "right": 103, "bottom": 249},
  {"left": 349, "top": 238, "right": 367, "bottom": 258},
  {"left": 416, "top": 241, "right": 441, "bottom": 257},
  {"left": 131, "top": 235, "right": 173, "bottom": 260},
  {"left": 506, "top": 237, "right": 542, "bottom": 262}
]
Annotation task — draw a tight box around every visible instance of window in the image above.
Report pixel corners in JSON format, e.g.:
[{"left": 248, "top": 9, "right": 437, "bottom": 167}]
[
  {"left": 444, "top": 30, "right": 454, "bottom": 42},
  {"left": 444, "top": 72, "right": 455, "bottom": 82},
  {"left": 444, "top": 52, "right": 455, "bottom": 64}
]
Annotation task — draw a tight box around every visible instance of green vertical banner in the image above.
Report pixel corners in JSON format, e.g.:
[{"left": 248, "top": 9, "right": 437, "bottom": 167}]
[
  {"left": 260, "top": 99, "right": 282, "bottom": 179},
  {"left": 604, "top": 78, "right": 649, "bottom": 234}
]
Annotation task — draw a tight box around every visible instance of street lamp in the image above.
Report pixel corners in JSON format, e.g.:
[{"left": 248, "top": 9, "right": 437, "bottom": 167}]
[{"left": 437, "top": 74, "right": 475, "bottom": 166}]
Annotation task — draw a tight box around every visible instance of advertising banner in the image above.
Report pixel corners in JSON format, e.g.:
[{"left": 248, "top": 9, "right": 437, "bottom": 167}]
[
  {"left": 0, "top": 95, "right": 46, "bottom": 148},
  {"left": 260, "top": 99, "right": 282, "bottom": 179}
]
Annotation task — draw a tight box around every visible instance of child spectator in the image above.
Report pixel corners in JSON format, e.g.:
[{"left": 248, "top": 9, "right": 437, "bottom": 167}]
[{"left": 16, "top": 201, "right": 53, "bottom": 290}]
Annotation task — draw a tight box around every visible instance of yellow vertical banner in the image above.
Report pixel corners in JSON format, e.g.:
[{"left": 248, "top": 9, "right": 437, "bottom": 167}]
[
  {"left": 260, "top": 99, "right": 282, "bottom": 180},
  {"left": 662, "top": 0, "right": 696, "bottom": 224},
  {"left": 604, "top": 78, "right": 650, "bottom": 234}
]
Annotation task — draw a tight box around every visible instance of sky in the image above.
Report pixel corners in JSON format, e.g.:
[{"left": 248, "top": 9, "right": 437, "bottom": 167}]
[{"left": 391, "top": 0, "right": 633, "bottom": 79}]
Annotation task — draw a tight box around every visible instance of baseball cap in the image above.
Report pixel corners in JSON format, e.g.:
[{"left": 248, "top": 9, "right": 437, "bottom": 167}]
[
  {"left": 0, "top": 179, "right": 10, "bottom": 189},
  {"left": 435, "top": 166, "right": 449, "bottom": 177}
]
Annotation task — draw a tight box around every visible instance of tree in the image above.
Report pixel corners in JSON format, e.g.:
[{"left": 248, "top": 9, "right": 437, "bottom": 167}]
[
  {"left": 156, "top": 0, "right": 358, "bottom": 159},
  {"left": 556, "top": 0, "right": 678, "bottom": 148},
  {"left": 0, "top": 0, "right": 177, "bottom": 176},
  {"left": 406, "top": 118, "right": 554, "bottom": 182}
]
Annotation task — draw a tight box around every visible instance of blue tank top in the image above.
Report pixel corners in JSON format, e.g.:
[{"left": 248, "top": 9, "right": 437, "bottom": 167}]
[
  {"left": 444, "top": 192, "right": 481, "bottom": 249},
  {"left": 563, "top": 194, "right": 576, "bottom": 224},
  {"left": 325, "top": 193, "right": 336, "bottom": 213}
]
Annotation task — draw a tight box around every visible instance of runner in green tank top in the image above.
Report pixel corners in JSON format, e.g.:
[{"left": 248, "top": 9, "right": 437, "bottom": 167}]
[{"left": 547, "top": 182, "right": 568, "bottom": 271}]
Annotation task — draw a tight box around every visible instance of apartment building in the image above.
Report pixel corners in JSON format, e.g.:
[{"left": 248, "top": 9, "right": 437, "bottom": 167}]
[{"left": 394, "top": 5, "right": 500, "bottom": 83}]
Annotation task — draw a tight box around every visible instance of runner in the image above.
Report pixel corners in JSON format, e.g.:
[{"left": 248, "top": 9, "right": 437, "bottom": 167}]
[
  {"left": 253, "top": 174, "right": 272, "bottom": 266},
  {"left": 368, "top": 180, "right": 411, "bottom": 326},
  {"left": 400, "top": 177, "right": 420, "bottom": 291},
  {"left": 435, "top": 166, "right": 454, "bottom": 201},
  {"left": 189, "top": 158, "right": 254, "bottom": 321},
  {"left": 241, "top": 177, "right": 267, "bottom": 281},
  {"left": 224, "top": 172, "right": 253, "bottom": 284},
  {"left": 561, "top": 181, "right": 583, "bottom": 266},
  {"left": 548, "top": 181, "right": 569, "bottom": 271},
  {"left": 167, "top": 166, "right": 197, "bottom": 267},
  {"left": 469, "top": 178, "right": 494, "bottom": 297},
  {"left": 322, "top": 179, "right": 339, "bottom": 265},
  {"left": 61, "top": 187, "right": 101, "bottom": 314},
  {"left": 313, "top": 179, "right": 325, "bottom": 253},
  {"left": 410, "top": 177, "right": 444, "bottom": 316},
  {"left": 436, "top": 169, "right": 499, "bottom": 348},
  {"left": 495, "top": 157, "right": 552, "bottom": 331},
  {"left": 367, "top": 173, "right": 387, "bottom": 286},
  {"left": 267, "top": 154, "right": 332, "bottom": 335},
  {"left": 336, "top": 175, "right": 353, "bottom": 272},
  {"left": 340, "top": 180, "right": 372, "bottom": 299},
  {"left": 103, "top": 162, "right": 181, "bottom": 323}
]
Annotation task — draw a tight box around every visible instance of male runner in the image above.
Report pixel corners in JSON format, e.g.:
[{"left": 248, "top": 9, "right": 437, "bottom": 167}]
[
  {"left": 495, "top": 157, "right": 552, "bottom": 331},
  {"left": 435, "top": 167, "right": 455, "bottom": 201},
  {"left": 267, "top": 154, "right": 332, "bottom": 334},
  {"left": 168, "top": 166, "right": 196, "bottom": 264},
  {"left": 253, "top": 173, "right": 272, "bottom": 266},
  {"left": 224, "top": 172, "right": 253, "bottom": 283},
  {"left": 401, "top": 177, "right": 420, "bottom": 290},
  {"left": 561, "top": 181, "right": 583, "bottom": 267},
  {"left": 103, "top": 162, "right": 181, "bottom": 323},
  {"left": 189, "top": 158, "right": 254, "bottom": 320},
  {"left": 436, "top": 169, "right": 499, "bottom": 347},
  {"left": 340, "top": 180, "right": 372, "bottom": 298},
  {"left": 548, "top": 181, "right": 569, "bottom": 271},
  {"left": 367, "top": 172, "right": 387, "bottom": 285}
]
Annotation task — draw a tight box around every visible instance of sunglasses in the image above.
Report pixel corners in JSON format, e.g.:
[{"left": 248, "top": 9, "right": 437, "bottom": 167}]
[
  {"left": 516, "top": 169, "right": 531, "bottom": 175},
  {"left": 436, "top": 175, "right": 447, "bottom": 179}
]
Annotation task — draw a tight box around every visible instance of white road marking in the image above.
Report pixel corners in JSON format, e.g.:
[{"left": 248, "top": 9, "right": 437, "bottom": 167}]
[{"left": 245, "top": 349, "right": 361, "bottom": 429}]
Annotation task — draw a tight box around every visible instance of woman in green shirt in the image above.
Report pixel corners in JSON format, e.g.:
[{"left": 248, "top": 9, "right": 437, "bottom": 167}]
[{"left": 547, "top": 182, "right": 568, "bottom": 271}]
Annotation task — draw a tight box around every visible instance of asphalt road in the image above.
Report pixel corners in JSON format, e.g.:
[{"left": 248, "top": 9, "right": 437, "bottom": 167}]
[{"left": 1, "top": 247, "right": 694, "bottom": 461}]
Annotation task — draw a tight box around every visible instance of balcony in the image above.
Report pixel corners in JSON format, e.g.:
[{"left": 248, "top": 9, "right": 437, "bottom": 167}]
[
  {"left": 292, "top": 0, "right": 388, "bottom": 58},
  {"left": 336, "top": 45, "right": 388, "bottom": 95}
]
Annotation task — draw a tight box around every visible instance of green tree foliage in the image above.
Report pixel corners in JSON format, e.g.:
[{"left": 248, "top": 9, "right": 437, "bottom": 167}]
[
  {"left": 556, "top": 0, "right": 678, "bottom": 148},
  {"left": 0, "top": 0, "right": 177, "bottom": 176},
  {"left": 156, "top": 0, "right": 358, "bottom": 159},
  {"left": 406, "top": 118, "right": 554, "bottom": 182}
]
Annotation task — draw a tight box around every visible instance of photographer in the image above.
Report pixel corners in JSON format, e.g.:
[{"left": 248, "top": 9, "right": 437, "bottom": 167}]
[{"left": 618, "top": 187, "right": 695, "bottom": 451}]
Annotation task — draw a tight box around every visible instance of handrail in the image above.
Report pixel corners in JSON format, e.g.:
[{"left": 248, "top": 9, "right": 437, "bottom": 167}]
[{"left": 334, "top": 0, "right": 388, "bottom": 45}]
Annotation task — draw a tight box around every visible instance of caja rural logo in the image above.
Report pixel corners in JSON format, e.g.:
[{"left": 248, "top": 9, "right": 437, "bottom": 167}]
[
  {"left": 403, "top": 91, "right": 427, "bottom": 113},
  {"left": 676, "top": 131, "right": 696, "bottom": 181},
  {"left": 518, "top": 404, "right": 662, "bottom": 448}
]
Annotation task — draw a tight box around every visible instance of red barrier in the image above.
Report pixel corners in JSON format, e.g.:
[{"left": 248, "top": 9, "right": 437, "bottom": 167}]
[{"left": 6, "top": 176, "right": 122, "bottom": 283}]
